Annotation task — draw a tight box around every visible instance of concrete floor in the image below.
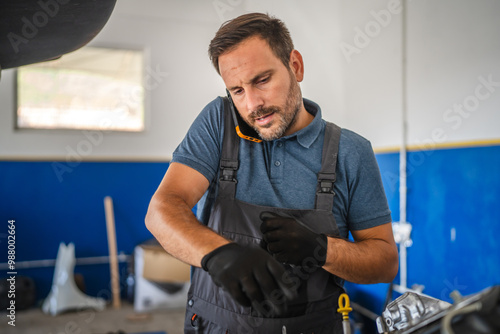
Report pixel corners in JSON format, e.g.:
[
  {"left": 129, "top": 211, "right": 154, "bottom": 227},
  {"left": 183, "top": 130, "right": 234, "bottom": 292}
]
[{"left": 0, "top": 303, "right": 186, "bottom": 334}]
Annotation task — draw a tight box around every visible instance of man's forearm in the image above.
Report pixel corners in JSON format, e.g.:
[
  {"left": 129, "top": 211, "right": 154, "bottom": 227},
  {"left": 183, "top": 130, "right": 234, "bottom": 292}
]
[
  {"left": 322, "top": 236, "right": 399, "bottom": 284},
  {"left": 145, "top": 193, "right": 230, "bottom": 267}
]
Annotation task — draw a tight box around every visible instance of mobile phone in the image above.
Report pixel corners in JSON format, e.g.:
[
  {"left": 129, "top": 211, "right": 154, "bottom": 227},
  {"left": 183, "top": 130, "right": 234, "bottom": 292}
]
[{"left": 226, "top": 90, "right": 262, "bottom": 143}]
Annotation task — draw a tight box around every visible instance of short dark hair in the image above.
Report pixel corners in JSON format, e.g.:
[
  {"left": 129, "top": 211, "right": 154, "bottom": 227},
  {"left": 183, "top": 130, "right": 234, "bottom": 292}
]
[{"left": 208, "top": 13, "right": 294, "bottom": 75}]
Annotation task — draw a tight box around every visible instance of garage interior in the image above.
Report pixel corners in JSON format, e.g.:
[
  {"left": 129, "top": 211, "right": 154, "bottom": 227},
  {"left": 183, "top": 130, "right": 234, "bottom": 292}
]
[{"left": 1, "top": 1, "right": 499, "bottom": 333}]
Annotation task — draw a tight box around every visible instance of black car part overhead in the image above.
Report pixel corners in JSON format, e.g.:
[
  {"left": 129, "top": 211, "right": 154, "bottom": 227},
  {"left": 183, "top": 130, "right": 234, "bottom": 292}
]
[{"left": 0, "top": 0, "right": 117, "bottom": 70}]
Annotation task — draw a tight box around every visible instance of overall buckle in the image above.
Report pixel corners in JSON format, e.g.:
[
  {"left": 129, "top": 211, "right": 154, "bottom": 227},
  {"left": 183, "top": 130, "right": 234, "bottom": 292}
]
[
  {"left": 220, "top": 167, "right": 237, "bottom": 182},
  {"left": 220, "top": 159, "right": 238, "bottom": 182},
  {"left": 318, "top": 172, "right": 336, "bottom": 194}
]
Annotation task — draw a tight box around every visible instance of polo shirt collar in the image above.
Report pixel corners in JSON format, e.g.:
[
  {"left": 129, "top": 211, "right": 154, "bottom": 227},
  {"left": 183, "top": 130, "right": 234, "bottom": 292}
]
[{"left": 280, "top": 98, "right": 323, "bottom": 148}]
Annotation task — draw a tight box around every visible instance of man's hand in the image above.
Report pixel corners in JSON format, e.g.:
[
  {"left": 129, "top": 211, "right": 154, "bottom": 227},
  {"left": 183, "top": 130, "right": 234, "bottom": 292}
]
[
  {"left": 201, "top": 243, "right": 298, "bottom": 316},
  {"left": 260, "top": 211, "right": 328, "bottom": 266}
]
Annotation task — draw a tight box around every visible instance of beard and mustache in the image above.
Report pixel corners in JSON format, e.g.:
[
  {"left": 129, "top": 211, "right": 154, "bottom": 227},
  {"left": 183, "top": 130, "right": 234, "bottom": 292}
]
[{"left": 245, "top": 71, "right": 303, "bottom": 142}]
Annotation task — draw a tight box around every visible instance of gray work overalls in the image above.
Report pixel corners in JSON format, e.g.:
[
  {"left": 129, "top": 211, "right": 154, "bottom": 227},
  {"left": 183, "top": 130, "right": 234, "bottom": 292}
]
[{"left": 184, "top": 98, "right": 345, "bottom": 333}]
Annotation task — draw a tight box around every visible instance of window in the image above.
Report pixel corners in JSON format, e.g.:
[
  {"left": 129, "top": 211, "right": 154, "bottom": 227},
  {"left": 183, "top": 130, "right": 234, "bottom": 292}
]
[{"left": 16, "top": 46, "right": 145, "bottom": 132}]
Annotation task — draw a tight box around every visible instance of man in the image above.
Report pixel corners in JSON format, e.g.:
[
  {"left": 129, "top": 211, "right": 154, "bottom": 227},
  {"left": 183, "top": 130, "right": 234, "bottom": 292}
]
[{"left": 146, "top": 12, "right": 398, "bottom": 333}]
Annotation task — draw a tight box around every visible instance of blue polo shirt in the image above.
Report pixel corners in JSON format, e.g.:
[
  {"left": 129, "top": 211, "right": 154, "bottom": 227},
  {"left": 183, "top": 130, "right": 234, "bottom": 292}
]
[{"left": 171, "top": 97, "right": 391, "bottom": 237}]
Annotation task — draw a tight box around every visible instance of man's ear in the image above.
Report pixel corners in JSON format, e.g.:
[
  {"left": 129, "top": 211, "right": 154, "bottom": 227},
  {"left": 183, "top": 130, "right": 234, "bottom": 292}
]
[{"left": 289, "top": 49, "right": 304, "bottom": 82}]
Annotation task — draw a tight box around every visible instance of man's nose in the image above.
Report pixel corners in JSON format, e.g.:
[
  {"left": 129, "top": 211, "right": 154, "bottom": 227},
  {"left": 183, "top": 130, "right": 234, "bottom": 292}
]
[{"left": 245, "top": 88, "right": 264, "bottom": 113}]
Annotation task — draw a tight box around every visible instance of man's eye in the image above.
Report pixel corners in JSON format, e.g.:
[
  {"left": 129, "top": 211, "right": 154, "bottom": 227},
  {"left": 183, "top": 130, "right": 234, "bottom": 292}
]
[
  {"left": 258, "top": 77, "right": 269, "bottom": 84},
  {"left": 234, "top": 89, "right": 243, "bottom": 95}
]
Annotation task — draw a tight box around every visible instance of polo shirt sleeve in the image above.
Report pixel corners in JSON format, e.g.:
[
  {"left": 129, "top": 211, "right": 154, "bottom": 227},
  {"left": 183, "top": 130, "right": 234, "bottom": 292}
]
[
  {"left": 341, "top": 130, "right": 392, "bottom": 231},
  {"left": 171, "top": 97, "right": 224, "bottom": 183}
]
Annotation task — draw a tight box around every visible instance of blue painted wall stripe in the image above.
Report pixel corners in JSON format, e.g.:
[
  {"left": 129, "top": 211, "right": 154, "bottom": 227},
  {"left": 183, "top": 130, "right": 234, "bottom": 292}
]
[
  {"left": 0, "top": 161, "right": 169, "bottom": 299},
  {"left": 1, "top": 145, "right": 499, "bottom": 309}
]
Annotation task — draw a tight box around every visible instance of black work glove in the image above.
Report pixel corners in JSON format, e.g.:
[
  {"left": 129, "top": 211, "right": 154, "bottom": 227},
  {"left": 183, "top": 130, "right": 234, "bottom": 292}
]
[
  {"left": 201, "top": 243, "right": 298, "bottom": 316},
  {"left": 260, "top": 211, "right": 328, "bottom": 267}
]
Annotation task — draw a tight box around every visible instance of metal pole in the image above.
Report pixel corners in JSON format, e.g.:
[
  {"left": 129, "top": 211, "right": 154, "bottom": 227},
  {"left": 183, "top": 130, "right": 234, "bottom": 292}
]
[{"left": 399, "top": 0, "right": 409, "bottom": 290}]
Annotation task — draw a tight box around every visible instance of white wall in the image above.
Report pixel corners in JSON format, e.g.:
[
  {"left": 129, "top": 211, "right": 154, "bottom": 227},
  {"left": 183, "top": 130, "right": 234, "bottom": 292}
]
[
  {"left": 1, "top": 0, "right": 499, "bottom": 160},
  {"left": 337, "top": 0, "right": 403, "bottom": 149},
  {"left": 0, "top": 0, "right": 226, "bottom": 160},
  {"left": 338, "top": 0, "right": 500, "bottom": 150},
  {"left": 406, "top": 0, "right": 500, "bottom": 147}
]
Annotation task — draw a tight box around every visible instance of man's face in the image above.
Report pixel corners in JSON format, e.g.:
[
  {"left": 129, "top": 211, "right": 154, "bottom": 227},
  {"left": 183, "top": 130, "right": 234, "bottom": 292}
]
[{"left": 218, "top": 36, "right": 304, "bottom": 141}]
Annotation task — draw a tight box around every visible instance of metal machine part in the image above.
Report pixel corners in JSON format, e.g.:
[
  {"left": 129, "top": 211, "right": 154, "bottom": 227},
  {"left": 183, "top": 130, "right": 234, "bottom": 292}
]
[
  {"left": 377, "top": 292, "right": 451, "bottom": 333},
  {"left": 42, "top": 243, "right": 106, "bottom": 315},
  {"left": 377, "top": 286, "right": 500, "bottom": 334}
]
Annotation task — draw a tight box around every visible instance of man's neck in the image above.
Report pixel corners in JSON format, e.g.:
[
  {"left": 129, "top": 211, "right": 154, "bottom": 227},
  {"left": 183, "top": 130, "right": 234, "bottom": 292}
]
[{"left": 284, "top": 104, "right": 314, "bottom": 137}]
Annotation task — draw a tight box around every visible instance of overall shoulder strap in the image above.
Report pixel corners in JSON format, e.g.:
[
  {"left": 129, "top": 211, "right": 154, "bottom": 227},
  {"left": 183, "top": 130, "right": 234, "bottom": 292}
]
[
  {"left": 315, "top": 122, "right": 341, "bottom": 211},
  {"left": 218, "top": 96, "right": 239, "bottom": 199}
]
